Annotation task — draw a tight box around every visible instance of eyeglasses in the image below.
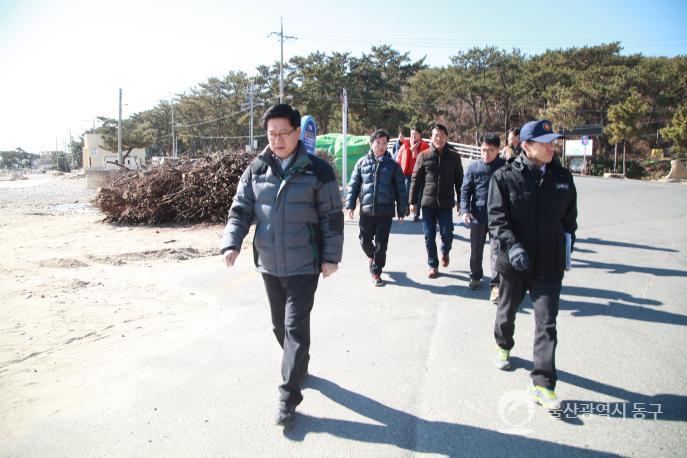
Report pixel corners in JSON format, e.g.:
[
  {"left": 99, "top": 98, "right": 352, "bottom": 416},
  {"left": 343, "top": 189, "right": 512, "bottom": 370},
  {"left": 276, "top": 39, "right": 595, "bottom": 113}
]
[{"left": 267, "top": 128, "right": 296, "bottom": 139}]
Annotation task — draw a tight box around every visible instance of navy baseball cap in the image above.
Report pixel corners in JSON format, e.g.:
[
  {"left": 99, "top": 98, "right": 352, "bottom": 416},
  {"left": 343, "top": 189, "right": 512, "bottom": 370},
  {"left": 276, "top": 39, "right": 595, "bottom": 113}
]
[{"left": 520, "top": 120, "right": 562, "bottom": 143}]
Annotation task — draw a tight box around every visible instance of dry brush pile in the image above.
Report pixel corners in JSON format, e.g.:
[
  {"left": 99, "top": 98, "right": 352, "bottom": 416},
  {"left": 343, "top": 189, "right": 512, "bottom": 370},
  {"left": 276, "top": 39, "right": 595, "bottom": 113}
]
[{"left": 93, "top": 151, "right": 254, "bottom": 225}]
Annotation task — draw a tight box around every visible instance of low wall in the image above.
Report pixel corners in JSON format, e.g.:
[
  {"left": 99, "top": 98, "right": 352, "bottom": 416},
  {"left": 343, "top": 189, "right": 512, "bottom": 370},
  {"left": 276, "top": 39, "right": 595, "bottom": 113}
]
[{"left": 85, "top": 170, "right": 118, "bottom": 189}]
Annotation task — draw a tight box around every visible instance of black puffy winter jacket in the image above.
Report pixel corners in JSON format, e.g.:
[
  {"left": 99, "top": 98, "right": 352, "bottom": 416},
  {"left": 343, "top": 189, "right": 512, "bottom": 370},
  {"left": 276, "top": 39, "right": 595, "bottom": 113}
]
[{"left": 345, "top": 151, "right": 408, "bottom": 217}]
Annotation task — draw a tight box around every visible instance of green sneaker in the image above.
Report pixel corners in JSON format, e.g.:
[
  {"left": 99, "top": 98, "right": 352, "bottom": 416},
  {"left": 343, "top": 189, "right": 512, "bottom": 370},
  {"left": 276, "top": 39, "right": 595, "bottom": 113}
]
[
  {"left": 495, "top": 346, "right": 511, "bottom": 370},
  {"left": 530, "top": 385, "right": 562, "bottom": 410}
]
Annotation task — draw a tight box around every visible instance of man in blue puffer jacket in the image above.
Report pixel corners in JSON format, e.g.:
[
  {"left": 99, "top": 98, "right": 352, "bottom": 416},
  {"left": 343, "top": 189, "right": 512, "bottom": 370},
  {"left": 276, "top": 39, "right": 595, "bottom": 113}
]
[
  {"left": 460, "top": 133, "right": 506, "bottom": 302},
  {"left": 345, "top": 129, "right": 407, "bottom": 286}
]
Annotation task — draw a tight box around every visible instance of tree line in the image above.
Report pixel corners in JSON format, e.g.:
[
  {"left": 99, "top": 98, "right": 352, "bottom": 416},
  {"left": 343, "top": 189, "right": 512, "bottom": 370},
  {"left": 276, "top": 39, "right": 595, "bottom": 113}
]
[{"left": 90, "top": 42, "right": 685, "bottom": 176}]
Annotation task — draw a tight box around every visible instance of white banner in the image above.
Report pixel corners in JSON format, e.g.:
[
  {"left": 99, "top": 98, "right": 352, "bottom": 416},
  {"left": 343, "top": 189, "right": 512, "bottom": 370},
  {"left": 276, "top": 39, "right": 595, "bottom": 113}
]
[{"left": 565, "top": 139, "right": 593, "bottom": 156}]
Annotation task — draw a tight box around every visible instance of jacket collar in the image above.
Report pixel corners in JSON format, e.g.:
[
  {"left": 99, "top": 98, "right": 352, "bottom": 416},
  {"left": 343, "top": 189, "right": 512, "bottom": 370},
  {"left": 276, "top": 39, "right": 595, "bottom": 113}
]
[
  {"left": 430, "top": 143, "right": 453, "bottom": 156},
  {"left": 514, "top": 153, "right": 560, "bottom": 177},
  {"left": 367, "top": 150, "right": 392, "bottom": 161},
  {"left": 259, "top": 141, "right": 310, "bottom": 177}
]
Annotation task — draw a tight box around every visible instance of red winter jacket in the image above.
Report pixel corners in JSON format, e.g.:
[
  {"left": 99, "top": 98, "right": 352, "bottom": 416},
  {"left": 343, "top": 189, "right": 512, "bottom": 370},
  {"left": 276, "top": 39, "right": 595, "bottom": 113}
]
[{"left": 396, "top": 139, "right": 430, "bottom": 176}]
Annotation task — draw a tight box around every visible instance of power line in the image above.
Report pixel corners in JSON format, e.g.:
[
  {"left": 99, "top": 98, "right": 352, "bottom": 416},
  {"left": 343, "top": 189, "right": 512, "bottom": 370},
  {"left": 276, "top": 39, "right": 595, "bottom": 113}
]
[
  {"left": 175, "top": 108, "right": 248, "bottom": 128},
  {"left": 296, "top": 34, "right": 687, "bottom": 49},
  {"left": 177, "top": 133, "right": 266, "bottom": 140}
]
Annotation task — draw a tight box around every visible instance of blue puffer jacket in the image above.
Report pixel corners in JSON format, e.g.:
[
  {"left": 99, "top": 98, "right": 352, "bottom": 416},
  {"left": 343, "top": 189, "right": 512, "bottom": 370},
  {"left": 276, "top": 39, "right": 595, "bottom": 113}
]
[
  {"left": 460, "top": 156, "right": 506, "bottom": 224},
  {"left": 345, "top": 151, "right": 408, "bottom": 217}
]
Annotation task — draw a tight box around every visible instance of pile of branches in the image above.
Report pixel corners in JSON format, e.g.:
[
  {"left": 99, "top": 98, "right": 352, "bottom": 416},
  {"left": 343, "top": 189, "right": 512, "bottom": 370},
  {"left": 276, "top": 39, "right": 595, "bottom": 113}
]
[{"left": 94, "top": 150, "right": 254, "bottom": 225}]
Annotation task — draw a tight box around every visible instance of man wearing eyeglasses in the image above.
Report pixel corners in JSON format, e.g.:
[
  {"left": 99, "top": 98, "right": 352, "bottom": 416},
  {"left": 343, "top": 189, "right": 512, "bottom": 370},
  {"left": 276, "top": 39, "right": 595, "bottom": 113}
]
[
  {"left": 220, "top": 103, "right": 344, "bottom": 427},
  {"left": 488, "top": 119, "right": 577, "bottom": 411}
]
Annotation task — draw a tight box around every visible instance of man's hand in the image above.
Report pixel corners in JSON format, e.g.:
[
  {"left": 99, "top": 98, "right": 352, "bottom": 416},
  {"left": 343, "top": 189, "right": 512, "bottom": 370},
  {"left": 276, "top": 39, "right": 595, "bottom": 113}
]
[
  {"left": 462, "top": 213, "right": 473, "bottom": 225},
  {"left": 347, "top": 209, "right": 355, "bottom": 220},
  {"left": 321, "top": 262, "right": 338, "bottom": 278},
  {"left": 223, "top": 249, "right": 239, "bottom": 267},
  {"left": 507, "top": 243, "right": 531, "bottom": 271}
]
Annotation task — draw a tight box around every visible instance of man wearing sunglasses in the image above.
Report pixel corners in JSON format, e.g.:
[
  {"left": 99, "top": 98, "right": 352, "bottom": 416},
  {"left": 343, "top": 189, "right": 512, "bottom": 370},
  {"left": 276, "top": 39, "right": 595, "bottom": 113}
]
[
  {"left": 488, "top": 119, "right": 577, "bottom": 411},
  {"left": 220, "top": 103, "right": 344, "bottom": 427}
]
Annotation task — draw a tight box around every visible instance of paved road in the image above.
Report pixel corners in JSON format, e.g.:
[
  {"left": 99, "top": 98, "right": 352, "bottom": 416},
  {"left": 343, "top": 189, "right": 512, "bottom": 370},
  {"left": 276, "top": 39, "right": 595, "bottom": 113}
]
[{"left": 3, "top": 176, "right": 687, "bottom": 456}]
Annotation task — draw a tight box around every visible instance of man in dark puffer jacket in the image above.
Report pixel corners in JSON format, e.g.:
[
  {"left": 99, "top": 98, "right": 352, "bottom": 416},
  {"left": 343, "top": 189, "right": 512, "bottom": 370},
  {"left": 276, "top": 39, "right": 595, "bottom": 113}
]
[
  {"left": 345, "top": 129, "right": 407, "bottom": 286},
  {"left": 409, "top": 123, "right": 464, "bottom": 278}
]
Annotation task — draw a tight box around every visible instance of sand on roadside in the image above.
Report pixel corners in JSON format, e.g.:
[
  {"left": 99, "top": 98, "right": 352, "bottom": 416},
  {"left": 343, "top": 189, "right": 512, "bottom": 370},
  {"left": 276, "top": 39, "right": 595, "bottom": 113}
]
[{"left": 0, "top": 172, "right": 240, "bottom": 433}]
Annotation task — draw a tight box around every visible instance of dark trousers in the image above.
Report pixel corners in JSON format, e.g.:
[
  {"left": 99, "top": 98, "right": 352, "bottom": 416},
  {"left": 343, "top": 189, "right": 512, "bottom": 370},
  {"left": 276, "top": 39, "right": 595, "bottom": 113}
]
[
  {"left": 494, "top": 273, "right": 561, "bottom": 389},
  {"left": 421, "top": 206, "right": 454, "bottom": 268},
  {"left": 404, "top": 176, "right": 420, "bottom": 217},
  {"left": 262, "top": 273, "right": 319, "bottom": 406},
  {"left": 469, "top": 223, "right": 500, "bottom": 286},
  {"left": 359, "top": 215, "right": 393, "bottom": 275}
]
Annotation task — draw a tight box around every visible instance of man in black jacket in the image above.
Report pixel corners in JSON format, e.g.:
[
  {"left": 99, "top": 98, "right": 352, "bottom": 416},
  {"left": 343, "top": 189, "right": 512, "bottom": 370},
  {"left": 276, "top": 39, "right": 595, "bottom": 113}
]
[
  {"left": 346, "top": 129, "right": 407, "bottom": 286},
  {"left": 460, "top": 133, "right": 506, "bottom": 300},
  {"left": 488, "top": 119, "right": 577, "bottom": 411},
  {"left": 500, "top": 127, "right": 523, "bottom": 162},
  {"left": 409, "top": 123, "right": 463, "bottom": 278}
]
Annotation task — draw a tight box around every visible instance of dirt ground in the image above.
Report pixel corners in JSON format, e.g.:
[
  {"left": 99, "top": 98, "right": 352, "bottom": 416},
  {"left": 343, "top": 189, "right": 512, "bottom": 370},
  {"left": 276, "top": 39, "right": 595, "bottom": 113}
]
[{"left": 0, "top": 173, "right": 230, "bottom": 422}]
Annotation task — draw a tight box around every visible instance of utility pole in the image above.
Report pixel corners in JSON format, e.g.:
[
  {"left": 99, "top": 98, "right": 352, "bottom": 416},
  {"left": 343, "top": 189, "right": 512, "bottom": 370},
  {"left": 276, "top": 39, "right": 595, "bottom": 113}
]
[
  {"left": 64, "top": 138, "right": 68, "bottom": 171},
  {"left": 171, "top": 97, "right": 177, "bottom": 157},
  {"left": 117, "top": 88, "right": 123, "bottom": 165},
  {"left": 249, "top": 82, "right": 254, "bottom": 152},
  {"left": 341, "top": 88, "right": 348, "bottom": 197},
  {"left": 268, "top": 17, "right": 296, "bottom": 103},
  {"left": 69, "top": 129, "right": 74, "bottom": 170}
]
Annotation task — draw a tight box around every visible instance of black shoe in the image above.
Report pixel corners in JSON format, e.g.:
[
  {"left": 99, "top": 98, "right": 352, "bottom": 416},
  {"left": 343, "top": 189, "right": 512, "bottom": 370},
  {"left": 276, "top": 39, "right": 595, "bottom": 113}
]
[
  {"left": 275, "top": 402, "right": 296, "bottom": 427},
  {"left": 413, "top": 215, "right": 420, "bottom": 222},
  {"left": 372, "top": 273, "right": 383, "bottom": 286}
]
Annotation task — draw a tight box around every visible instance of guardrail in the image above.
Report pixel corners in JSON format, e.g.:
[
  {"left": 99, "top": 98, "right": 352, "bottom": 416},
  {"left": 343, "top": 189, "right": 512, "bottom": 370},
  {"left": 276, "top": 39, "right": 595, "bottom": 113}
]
[{"left": 389, "top": 138, "right": 481, "bottom": 160}]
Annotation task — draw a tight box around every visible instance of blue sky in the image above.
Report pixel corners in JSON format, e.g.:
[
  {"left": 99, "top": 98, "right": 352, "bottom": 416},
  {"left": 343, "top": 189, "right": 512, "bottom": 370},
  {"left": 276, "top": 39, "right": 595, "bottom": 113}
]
[{"left": 1, "top": 0, "right": 685, "bottom": 152}]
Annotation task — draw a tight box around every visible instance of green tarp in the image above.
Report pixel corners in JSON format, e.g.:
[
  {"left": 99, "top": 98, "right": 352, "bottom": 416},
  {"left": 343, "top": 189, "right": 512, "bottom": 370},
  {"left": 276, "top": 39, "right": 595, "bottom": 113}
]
[{"left": 315, "top": 133, "right": 370, "bottom": 178}]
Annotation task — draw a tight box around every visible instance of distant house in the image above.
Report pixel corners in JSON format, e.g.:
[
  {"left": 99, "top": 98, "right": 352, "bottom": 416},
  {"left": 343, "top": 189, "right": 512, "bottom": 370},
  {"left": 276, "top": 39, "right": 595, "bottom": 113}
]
[{"left": 82, "top": 134, "right": 147, "bottom": 170}]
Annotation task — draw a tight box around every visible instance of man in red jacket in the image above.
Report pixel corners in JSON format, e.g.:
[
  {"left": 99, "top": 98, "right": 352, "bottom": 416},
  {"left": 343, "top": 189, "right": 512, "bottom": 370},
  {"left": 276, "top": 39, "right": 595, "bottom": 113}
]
[{"left": 395, "top": 126, "right": 430, "bottom": 222}]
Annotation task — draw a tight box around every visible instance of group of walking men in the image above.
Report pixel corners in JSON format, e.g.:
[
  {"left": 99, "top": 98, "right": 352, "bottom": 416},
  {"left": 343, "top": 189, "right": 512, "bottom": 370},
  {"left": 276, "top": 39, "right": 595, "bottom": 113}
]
[{"left": 220, "top": 103, "right": 578, "bottom": 427}]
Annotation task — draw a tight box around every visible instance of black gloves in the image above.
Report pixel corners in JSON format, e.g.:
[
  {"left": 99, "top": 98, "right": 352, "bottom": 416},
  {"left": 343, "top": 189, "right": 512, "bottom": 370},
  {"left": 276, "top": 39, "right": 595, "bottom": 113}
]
[{"left": 508, "top": 243, "right": 531, "bottom": 271}]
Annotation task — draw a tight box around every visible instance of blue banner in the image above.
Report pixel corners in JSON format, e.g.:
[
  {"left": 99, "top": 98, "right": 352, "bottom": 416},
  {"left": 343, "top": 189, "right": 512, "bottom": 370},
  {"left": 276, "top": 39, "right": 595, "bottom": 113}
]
[{"left": 300, "top": 115, "right": 317, "bottom": 155}]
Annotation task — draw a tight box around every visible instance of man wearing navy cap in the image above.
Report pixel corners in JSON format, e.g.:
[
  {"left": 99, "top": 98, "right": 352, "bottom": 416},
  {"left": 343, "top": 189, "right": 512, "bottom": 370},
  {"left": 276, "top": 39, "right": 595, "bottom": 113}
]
[{"left": 487, "top": 119, "right": 577, "bottom": 410}]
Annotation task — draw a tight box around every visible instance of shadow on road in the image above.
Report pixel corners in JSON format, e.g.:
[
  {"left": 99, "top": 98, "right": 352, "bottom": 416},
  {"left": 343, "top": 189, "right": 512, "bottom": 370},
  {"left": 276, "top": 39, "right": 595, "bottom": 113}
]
[
  {"left": 561, "top": 286, "right": 662, "bottom": 306},
  {"left": 508, "top": 357, "right": 687, "bottom": 423},
  {"left": 557, "top": 299, "right": 687, "bottom": 326},
  {"left": 576, "top": 237, "right": 678, "bottom": 253},
  {"left": 284, "top": 375, "right": 613, "bottom": 455},
  {"left": 385, "top": 270, "right": 477, "bottom": 298},
  {"left": 517, "top": 285, "right": 685, "bottom": 325}
]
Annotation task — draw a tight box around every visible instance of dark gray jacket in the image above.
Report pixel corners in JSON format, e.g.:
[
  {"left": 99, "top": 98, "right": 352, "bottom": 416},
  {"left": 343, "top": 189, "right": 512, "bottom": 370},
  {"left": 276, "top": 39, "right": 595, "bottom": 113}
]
[
  {"left": 220, "top": 142, "right": 344, "bottom": 277},
  {"left": 460, "top": 156, "right": 506, "bottom": 224},
  {"left": 345, "top": 151, "right": 407, "bottom": 217}
]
